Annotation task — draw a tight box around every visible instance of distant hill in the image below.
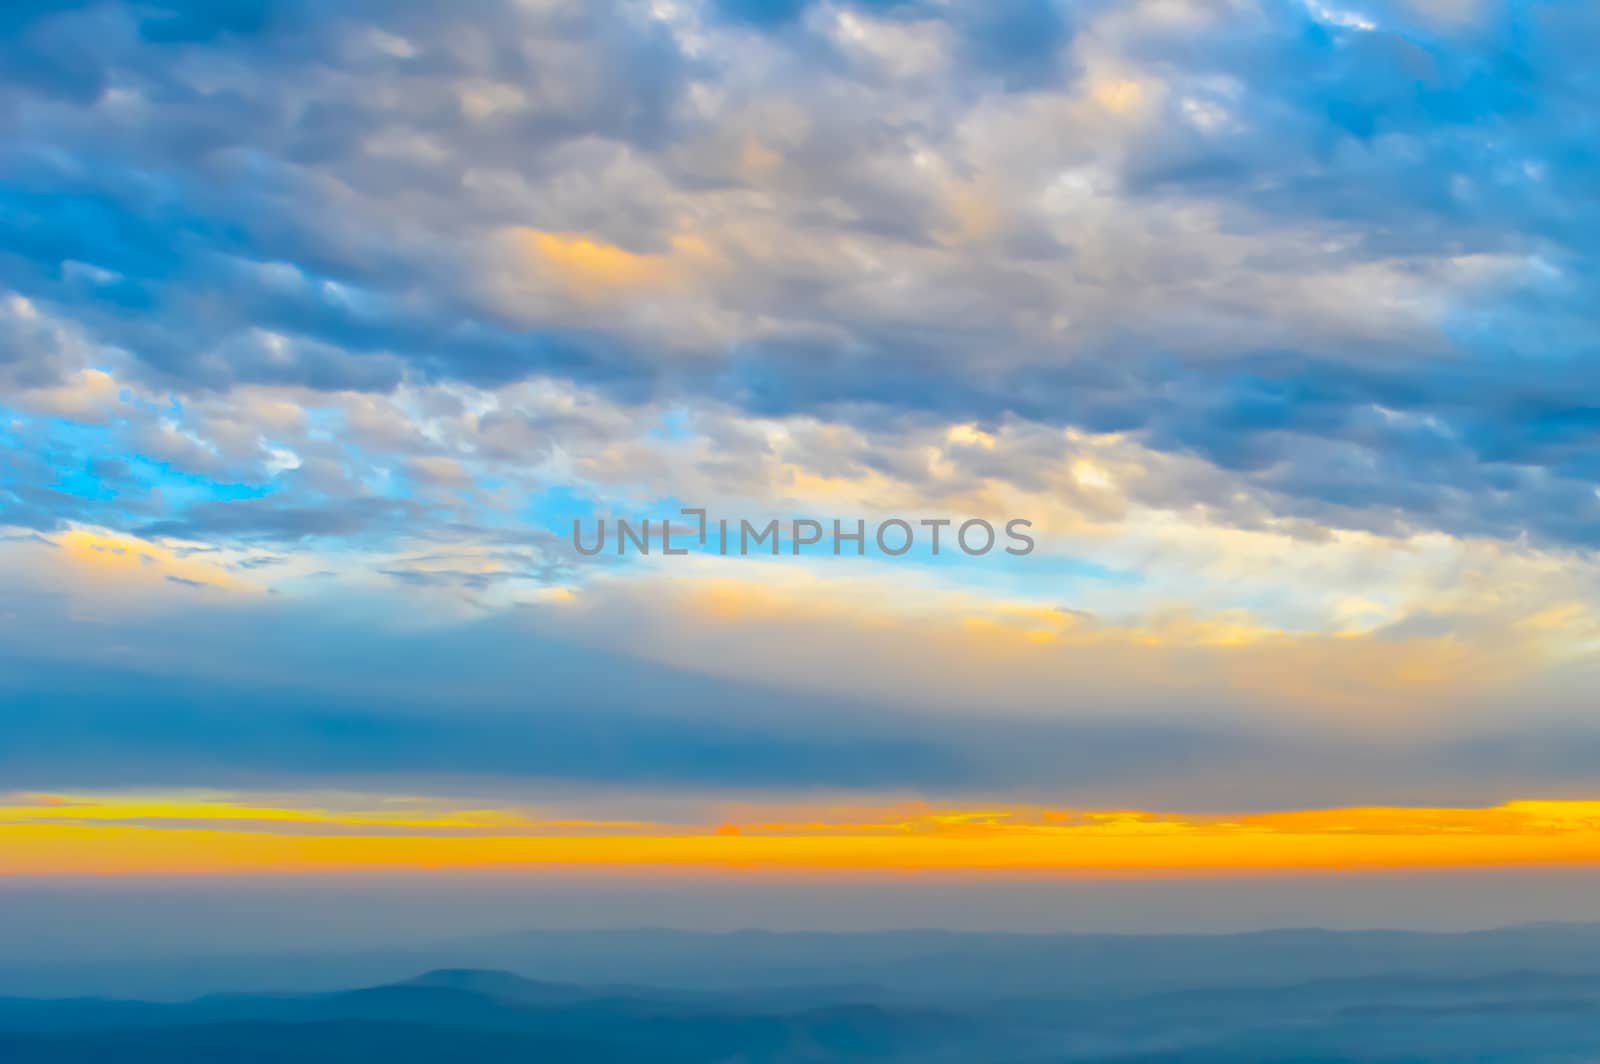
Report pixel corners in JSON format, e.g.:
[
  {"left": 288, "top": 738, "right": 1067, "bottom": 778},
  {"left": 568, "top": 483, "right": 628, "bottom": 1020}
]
[
  {"left": 4, "top": 942, "right": 1600, "bottom": 1062},
  {"left": 16, "top": 922, "right": 1600, "bottom": 1003},
  {"left": 397, "top": 968, "right": 591, "bottom": 1002},
  {"left": 0, "top": 969, "right": 968, "bottom": 1063}
]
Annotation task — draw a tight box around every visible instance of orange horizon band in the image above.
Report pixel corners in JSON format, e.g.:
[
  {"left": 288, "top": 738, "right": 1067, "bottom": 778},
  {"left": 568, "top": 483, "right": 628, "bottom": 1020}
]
[{"left": 6, "top": 795, "right": 1600, "bottom": 877}]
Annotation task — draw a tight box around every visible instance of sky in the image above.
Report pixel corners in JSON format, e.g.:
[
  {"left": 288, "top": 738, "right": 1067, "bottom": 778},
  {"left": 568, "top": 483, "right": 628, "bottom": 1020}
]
[{"left": 3, "top": 0, "right": 1600, "bottom": 928}]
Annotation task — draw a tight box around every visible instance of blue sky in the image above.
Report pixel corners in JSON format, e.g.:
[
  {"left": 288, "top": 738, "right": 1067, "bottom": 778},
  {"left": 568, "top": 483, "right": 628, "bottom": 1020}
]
[{"left": 3, "top": 0, "right": 1600, "bottom": 865}]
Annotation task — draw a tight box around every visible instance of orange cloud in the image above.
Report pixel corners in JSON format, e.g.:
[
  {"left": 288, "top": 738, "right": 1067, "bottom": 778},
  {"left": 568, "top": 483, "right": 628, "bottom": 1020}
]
[
  {"left": 508, "top": 229, "right": 719, "bottom": 303},
  {"left": 53, "top": 528, "right": 253, "bottom": 594}
]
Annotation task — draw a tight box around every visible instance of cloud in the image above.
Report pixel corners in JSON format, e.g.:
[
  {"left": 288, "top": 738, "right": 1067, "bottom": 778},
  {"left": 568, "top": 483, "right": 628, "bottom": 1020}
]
[
  {"left": 4, "top": 1, "right": 1600, "bottom": 817},
  {"left": 1, "top": 0, "right": 1594, "bottom": 556},
  {"left": 1, "top": 522, "right": 1598, "bottom": 808}
]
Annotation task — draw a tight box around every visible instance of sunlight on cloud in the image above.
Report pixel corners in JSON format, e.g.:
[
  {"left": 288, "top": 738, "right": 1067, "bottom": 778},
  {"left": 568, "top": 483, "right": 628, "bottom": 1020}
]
[
  {"left": 551, "top": 552, "right": 1597, "bottom": 727},
  {"left": 501, "top": 228, "right": 723, "bottom": 307},
  {"left": 51, "top": 529, "right": 258, "bottom": 597}
]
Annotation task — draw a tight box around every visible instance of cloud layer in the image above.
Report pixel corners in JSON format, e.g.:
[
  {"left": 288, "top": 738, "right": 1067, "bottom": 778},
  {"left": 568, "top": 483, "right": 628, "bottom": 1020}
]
[{"left": 3, "top": 0, "right": 1600, "bottom": 816}]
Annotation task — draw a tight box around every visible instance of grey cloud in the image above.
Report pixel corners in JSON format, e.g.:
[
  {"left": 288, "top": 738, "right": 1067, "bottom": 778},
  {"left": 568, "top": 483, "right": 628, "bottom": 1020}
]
[
  {"left": 2, "top": 575, "right": 1596, "bottom": 807},
  {"left": 3, "top": 1, "right": 1600, "bottom": 548}
]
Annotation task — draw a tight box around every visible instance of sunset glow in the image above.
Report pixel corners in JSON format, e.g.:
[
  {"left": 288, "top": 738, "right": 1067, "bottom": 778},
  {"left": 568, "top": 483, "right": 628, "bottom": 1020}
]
[
  {"left": 7, "top": 795, "right": 1600, "bottom": 877},
  {"left": 6, "top": 0, "right": 1600, "bottom": 948}
]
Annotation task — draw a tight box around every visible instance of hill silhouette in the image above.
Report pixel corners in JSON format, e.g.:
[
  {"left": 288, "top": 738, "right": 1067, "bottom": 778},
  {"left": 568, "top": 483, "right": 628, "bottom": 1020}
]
[{"left": 6, "top": 927, "right": 1600, "bottom": 1062}]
